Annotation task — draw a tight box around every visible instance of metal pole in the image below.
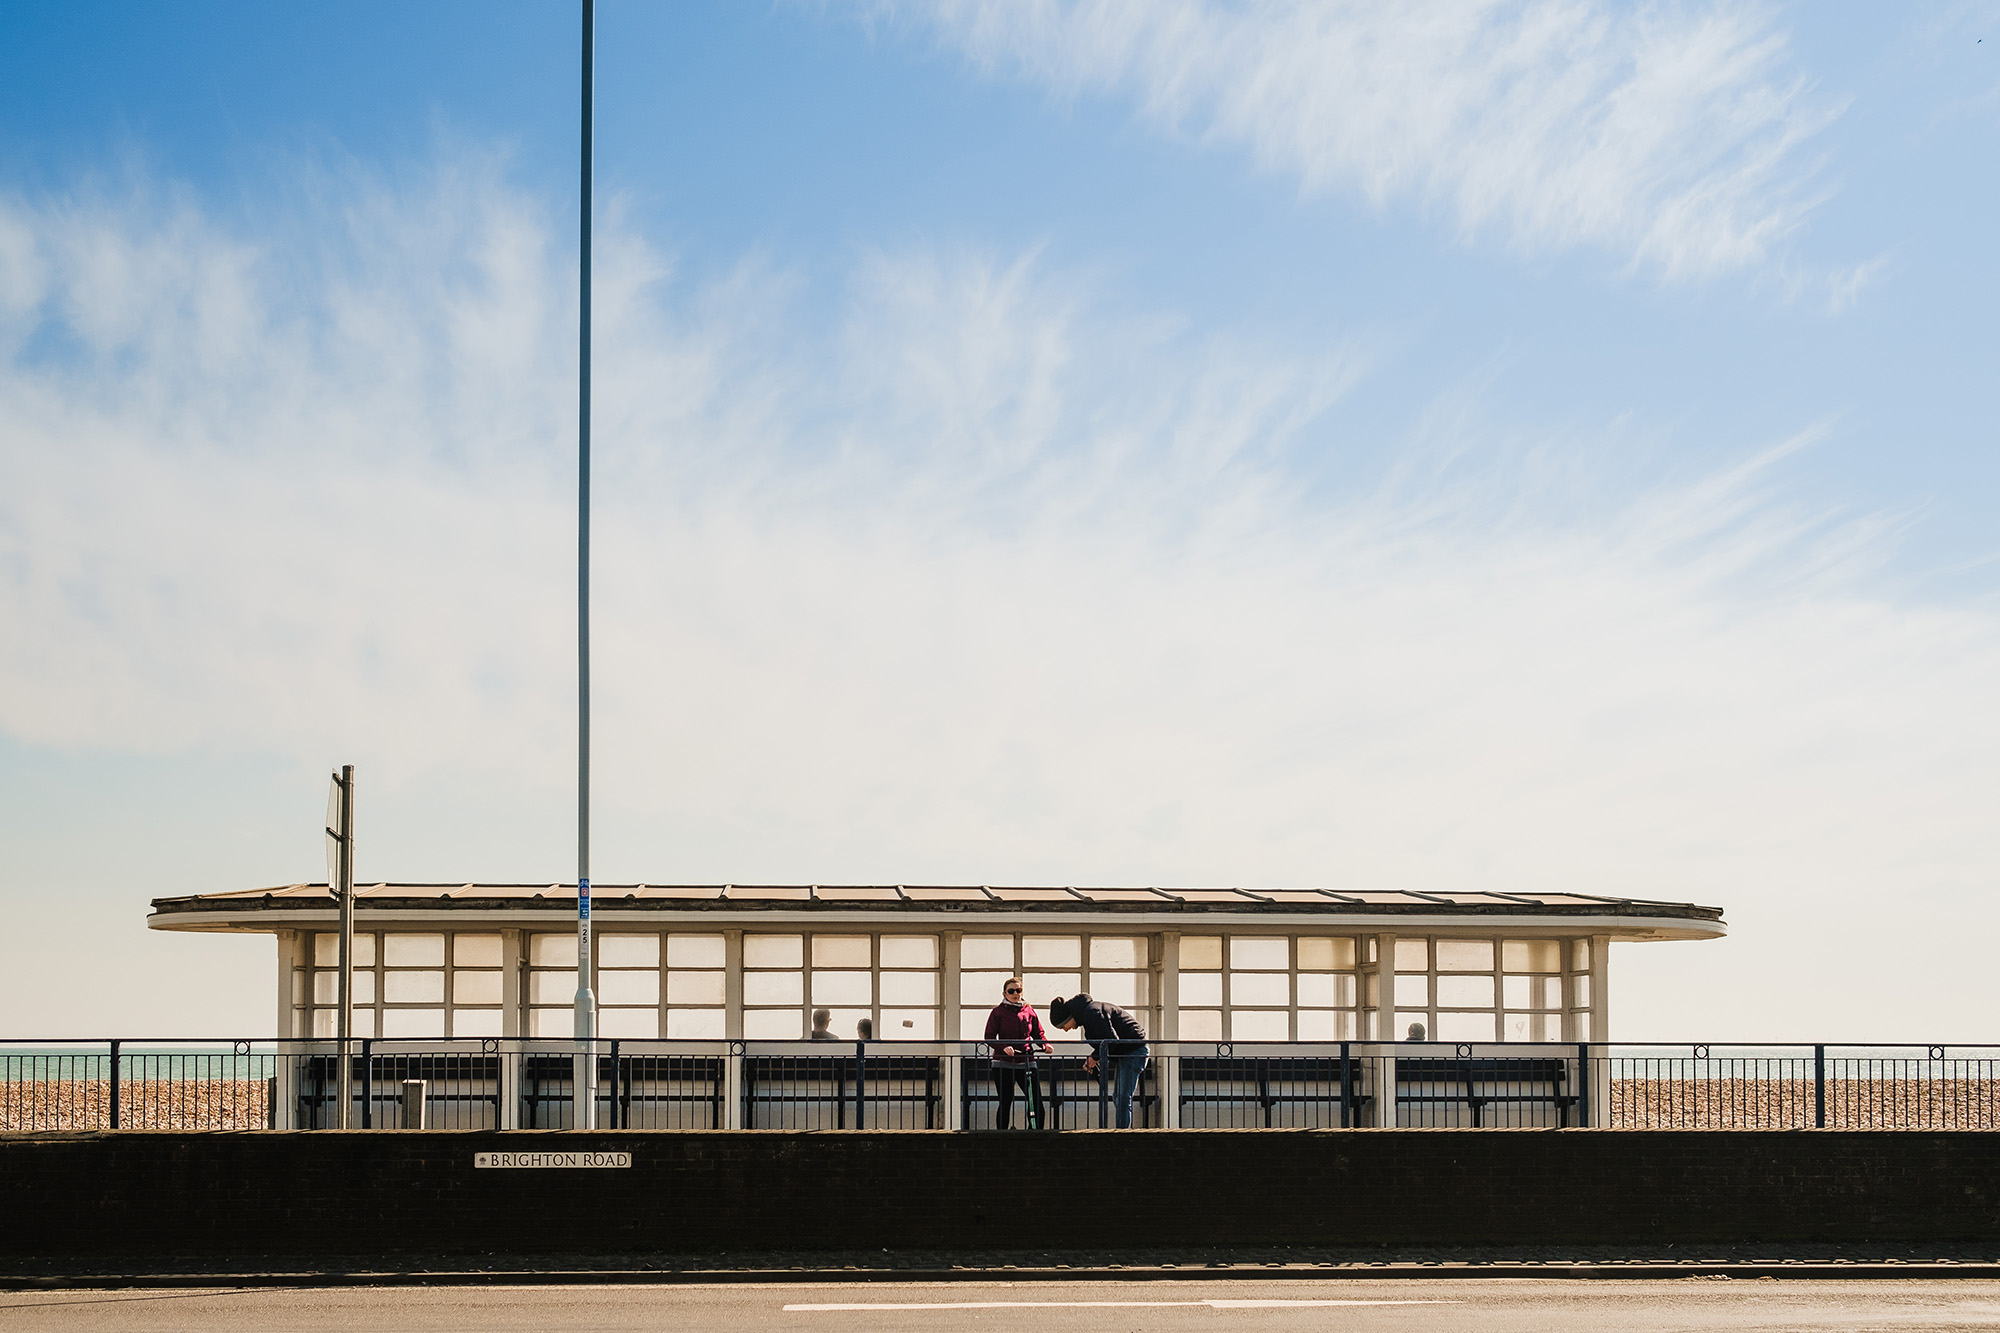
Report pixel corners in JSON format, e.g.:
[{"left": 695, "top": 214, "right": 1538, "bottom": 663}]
[
  {"left": 108, "top": 1040, "right": 120, "bottom": 1130},
  {"left": 336, "top": 766, "right": 355, "bottom": 1130},
  {"left": 1814, "top": 1044, "right": 1826, "bottom": 1129},
  {"left": 573, "top": 0, "right": 598, "bottom": 1129}
]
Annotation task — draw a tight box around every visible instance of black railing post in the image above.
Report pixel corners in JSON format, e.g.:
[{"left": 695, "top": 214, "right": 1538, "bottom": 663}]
[
  {"left": 608, "top": 1039, "right": 621, "bottom": 1129},
  {"left": 1576, "top": 1042, "right": 1589, "bottom": 1128},
  {"left": 854, "top": 1041, "right": 867, "bottom": 1130},
  {"left": 107, "top": 1040, "right": 120, "bottom": 1130},
  {"left": 1097, "top": 1041, "right": 1110, "bottom": 1128},
  {"left": 1814, "top": 1044, "right": 1826, "bottom": 1129},
  {"left": 1339, "top": 1040, "right": 1351, "bottom": 1128},
  {"left": 360, "top": 1038, "right": 373, "bottom": 1129}
]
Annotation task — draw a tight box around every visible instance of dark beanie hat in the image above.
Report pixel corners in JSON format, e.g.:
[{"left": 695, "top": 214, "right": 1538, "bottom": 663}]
[{"left": 1049, "top": 996, "right": 1072, "bottom": 1027}]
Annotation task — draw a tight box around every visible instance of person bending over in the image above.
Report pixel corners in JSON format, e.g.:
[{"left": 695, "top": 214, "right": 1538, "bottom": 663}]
[
  {"left": 1049, "top": 993, "right": 1150, "bottom": 1128},
  {"left": 982, "top": 977, "right": 1050, "bottom": 1129}
]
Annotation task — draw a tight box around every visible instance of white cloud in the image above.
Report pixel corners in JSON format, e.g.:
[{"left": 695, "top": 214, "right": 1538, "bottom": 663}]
[
  {"left": 887, "top": 0, "right": 1838, "bottom": 276},
  {"left": 2, "top": 156, "right": 1997, "bottom": 1040}
]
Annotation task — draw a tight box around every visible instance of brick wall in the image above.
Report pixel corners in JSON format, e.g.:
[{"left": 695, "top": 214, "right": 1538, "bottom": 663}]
[{"left": 3, "top": 1129, "right": 1996, "bottom": 1258}]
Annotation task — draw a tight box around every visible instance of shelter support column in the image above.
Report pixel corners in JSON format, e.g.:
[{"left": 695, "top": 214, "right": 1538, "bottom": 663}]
[
  {"left": 272, "top": 931, "right": 299, "bottom": 1129},
  {"left": 1588, "top": 933, "right": 1611, "bottom": 1127},
  {"left": 1371, "top": 932, "right": 1397, "bottom": 1126},
  {"left": 498, "top": 928, "right": 523, "bottom": 1129},
  {"left": 941, "top": 932, "right": 962, "bottom": 1130},
  {"left": 723, "top": 929, "right": 744, "bottom": 1129},
  {"left": 1157, "top": 931, "right": 1180, "bottom": 1128}
]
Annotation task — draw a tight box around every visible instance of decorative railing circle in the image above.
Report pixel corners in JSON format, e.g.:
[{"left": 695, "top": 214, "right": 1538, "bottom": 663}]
[{"left": 1693, "top": 1043, "right": 1710, "bottom": 1059}]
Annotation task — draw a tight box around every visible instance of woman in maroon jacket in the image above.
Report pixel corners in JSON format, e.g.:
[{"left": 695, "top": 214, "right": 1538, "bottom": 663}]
[{"left": 983, "top": 977, "right": 1051, "bottom": 1129}]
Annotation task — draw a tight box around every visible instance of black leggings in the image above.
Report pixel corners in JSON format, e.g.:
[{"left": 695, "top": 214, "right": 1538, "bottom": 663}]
[{"left": 993, "top": 1067, "right": 1043, "bottom": 1129}]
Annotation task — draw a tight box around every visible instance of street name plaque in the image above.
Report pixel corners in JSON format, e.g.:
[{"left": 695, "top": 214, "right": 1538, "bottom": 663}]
[{"left": 474, "top": 1151, "right": 631, "bottom": 1169}]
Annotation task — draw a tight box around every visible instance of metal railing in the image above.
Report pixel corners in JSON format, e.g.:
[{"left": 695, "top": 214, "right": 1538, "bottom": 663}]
[{"left": 3, "top": 1040, "right": 1997, "bottom": 1131}]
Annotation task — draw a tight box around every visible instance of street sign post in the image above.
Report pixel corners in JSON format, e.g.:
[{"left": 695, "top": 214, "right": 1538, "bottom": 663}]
[{"left": 325, "top": 765, "right": 355, "bottom": 1129}]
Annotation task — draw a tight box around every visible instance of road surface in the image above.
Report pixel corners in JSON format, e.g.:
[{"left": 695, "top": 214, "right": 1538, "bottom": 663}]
[{"left": 4, "top": 1279, "right": 1999, "bottom": 1331}]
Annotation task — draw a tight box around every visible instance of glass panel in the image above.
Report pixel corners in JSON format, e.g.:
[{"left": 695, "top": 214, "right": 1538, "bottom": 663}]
[
  {"left": 810, "top": 970, "right": 871, "bottom": 1005},
  {"left": 1436, "top": 1010, "right": 1497, "bottom": 1041},
  {"left": 313, "top": 971, "right": 338, "bottom": 1005},
  {"left": 599, "top": 934, "right": 659, "bottom": 967},
  {"left": 1573, "top": 976, "right": 1592, "bottom": 1007},
  {"left": 1088, "top": 937, "right": 1146, "bottom": 969},
  {"left": 1021, "top": 937, "right": 1081, "bottom": 968},
  {"left": 881, "top": 1009, "right": 937, "bottom": 1039},
  {"left": 1435, "top": 939, "right": 1494, "bottom": 972},
  {"left": 667, "top": 971, "right": 726, "bottom": 1005},
  {"left": 530, "top": 933, "right": 577, "bottom": 967},
  {"left": 451, "top": 1009, "right": 502, "bottom": 1038},
  {"left": 1296, "top": 973, "right": 1356, "bottom": 1008},
  {"left": 1540, "top": 977, "right": 1563, "bottom": 1010},
  {"left": 384, "top": 970, "right": 444, "bottom": 1004},
  {"left": 528, "top": 1008, "right": 571, "bottom": 1038},
  {"left": 452, "top": 934, "right": 503, "bottom": 967},
  {"left": 382, "top": 1008, "right": 445, "bottom": 1037},
  {"left": 1229, "top": 937, "right": 1288, "bottom": 970},
  {"left": 744, "top": 971, "right": 803, "bottom": 1006},
  {"left": 1503, "top": 975, "right": 1531, "bottom": 1009},
  {"left": 960, "top": 971, "right": 1016, "bottom": 1005},
  {"left": 1231, "top": 1010, "right": 1289, "bottom": 1041},
  {"left": 528, "top": 971, "right": 575, "bottom": 1005},
  {"left": 960, "top": 936, "right": 1015, "bottom": 969},
  {"left": 1572, "top": 938, "right": 1592, "bottom": 971},
  {"left": 599, "top": 1008, "right": 658, "bottom": 1038},
  {"left": 1503, "top": 1012, "right": 1555, "bottom": 1042},
  {"left": 1295, "top": 937, "right": 1356, "bottom": 970},
  {"left": 1437, "top": 975, "right": 1495, "bottom": 1008},
  {"left": 600, "top": 971, "right": 659, "bottom": 1005},
  {"left": 879, "top": 972, "right": 937, "bottom": 1006},
  {"left": 1178, "top": 936, "right": 1222, "bottom": 970},
  {"left": 1365, "top": 974, "right": 1379, "bottom": 1008},
  {"left": 811, "top": 935, "right": 871, "bottom": 968},
  {"left": 743, "top": 1009, "right": 802, "bottom": 1039},
  {"left": 666, "top": 934, "right": 726, "bottom": 968},
  {"left": 1576, "top": 1012, "right": 1595, "bottom": 1041},
  {"left": 1296, "top": 1008, "right": 1358, "bottom": 1041},
  {"left": 745, "top": 934, "right": 803, "bottom": 968},
  {"left": 959, "top": 1008, "right": 991, "bottom": 1040},
  {"left": 1180, "top": 1009, "right": 1223, "bottom": 1041},
  {"left": 384, "top": 934, "right": 446, "bottom": 967},
  {"left": 1393, "top": 939, "right": 1430, "bottom": 971},
  {"left": 314, "top": 934, "right": 337, "bottom": 967},
  {"left": 1180, "top": 972, "right": 1223, "bottom": 1007},
  {"left": 453, "top": 971, "right": 502, "bottom": 1006},
  {"left": 1502, "top": 939, "right": 1561, "bottom": 973},
  {"left": 879, "top": 936, "right": 938, "bottom": 969},
  {"left": 667, "top": 1008, "right": 726, "bottom": 1039},
  {"left": 1229, "top": 972, "right": 1290, "bottom": 1006},
  {"left": 1090, "top": 972, "right": 1148, "bottom": 1007},
  {"left": 1394, "top": 974, "right": 1429, "bottom": 1007},
  {"left": 1022, "top": 972, "right": 1082, "bottom": 1001}
]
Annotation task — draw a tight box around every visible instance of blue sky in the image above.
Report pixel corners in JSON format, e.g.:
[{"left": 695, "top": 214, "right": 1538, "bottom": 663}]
[{"left": 2, "top": 1, "right": 1998, "bottom": 1039}]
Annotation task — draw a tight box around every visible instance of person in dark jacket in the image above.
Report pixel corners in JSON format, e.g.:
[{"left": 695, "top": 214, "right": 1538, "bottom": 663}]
[
  {"left": 1049, "top": 993, "right": 1150, "bottom": 1128},
  {"left": 982, "top": 977, "right": 1050, "bottom": 1129}
]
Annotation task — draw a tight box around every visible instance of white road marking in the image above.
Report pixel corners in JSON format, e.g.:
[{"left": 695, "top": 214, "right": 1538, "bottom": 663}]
[{"left": 785, "top": 1299, "right": 1460, "bottom": 1310}]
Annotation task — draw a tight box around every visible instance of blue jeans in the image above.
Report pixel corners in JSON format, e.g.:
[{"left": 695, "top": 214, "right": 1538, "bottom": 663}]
[{"left": 1111, "top": 1046, "right": 1149, "bottom": 1128}]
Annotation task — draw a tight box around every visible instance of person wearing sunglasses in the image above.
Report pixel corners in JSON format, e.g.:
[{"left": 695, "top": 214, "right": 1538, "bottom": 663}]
[{"left": 982, "top": 976, "right": 1050, "bottom": 1129}]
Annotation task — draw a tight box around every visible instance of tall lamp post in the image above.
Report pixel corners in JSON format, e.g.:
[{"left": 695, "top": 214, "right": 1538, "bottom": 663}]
[{"left": 573, "top": 0, "right": 598, "bottom": 1129}]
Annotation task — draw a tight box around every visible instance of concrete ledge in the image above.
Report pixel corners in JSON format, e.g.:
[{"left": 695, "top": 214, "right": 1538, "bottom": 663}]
[{"left": 3, "top": 1129, "right": 1997, "bottom": 1261}]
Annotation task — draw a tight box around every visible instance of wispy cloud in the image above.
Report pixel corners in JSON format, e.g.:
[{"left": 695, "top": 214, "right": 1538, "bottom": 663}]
[
  {"left": 881, "top": 0, "right": 1839, "bottom": 277},
  {"left": 2, "top": 154, "right": 1995, "bottom": 1038}
]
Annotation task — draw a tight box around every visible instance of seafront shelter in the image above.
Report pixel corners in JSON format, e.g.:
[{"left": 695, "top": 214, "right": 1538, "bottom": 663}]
[{"left": 149, "top": 882, "right": 1722, "bottom": 1050}]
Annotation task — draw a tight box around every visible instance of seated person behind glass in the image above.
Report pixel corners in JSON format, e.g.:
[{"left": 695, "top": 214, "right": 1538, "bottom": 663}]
[{"left": 810, "top": 1008, "right": 836, "bottom": 1041}]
